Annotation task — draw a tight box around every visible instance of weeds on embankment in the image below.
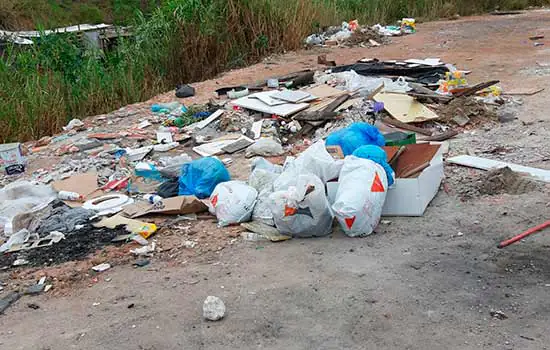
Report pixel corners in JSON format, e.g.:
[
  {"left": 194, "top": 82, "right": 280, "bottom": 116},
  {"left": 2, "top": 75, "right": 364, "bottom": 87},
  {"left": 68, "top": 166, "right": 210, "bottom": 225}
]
[{"left": 0, "top": 0, "right": 547, "bottom": 142}]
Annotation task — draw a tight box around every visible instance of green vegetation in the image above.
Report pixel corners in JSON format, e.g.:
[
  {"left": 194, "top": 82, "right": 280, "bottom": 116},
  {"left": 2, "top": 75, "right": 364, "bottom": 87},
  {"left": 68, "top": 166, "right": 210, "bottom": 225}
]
[{"left": 0, "top": 0, "right": 548, "bottom": 142}]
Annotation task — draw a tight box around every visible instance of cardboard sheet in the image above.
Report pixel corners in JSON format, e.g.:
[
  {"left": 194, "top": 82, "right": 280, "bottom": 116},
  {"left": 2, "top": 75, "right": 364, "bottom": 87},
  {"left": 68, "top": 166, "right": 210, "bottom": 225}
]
[
  {"left": 125, "top": 196, "right": 208, "bottom": 218},
  {"left": 304, "top": 85, "right": 346, "bottom": 99},
  {"left": 52, "top": 173, "right": 103, "bottom": 207},
  {"left": 374, "top": 92, "right": 440, "bottom": 123}
]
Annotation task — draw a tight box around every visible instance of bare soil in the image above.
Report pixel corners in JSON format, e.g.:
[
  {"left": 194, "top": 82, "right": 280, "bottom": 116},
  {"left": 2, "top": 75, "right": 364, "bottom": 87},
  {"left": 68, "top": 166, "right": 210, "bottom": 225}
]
[{"left": 2, "top": 10, "right": 550, "bottom": 350}]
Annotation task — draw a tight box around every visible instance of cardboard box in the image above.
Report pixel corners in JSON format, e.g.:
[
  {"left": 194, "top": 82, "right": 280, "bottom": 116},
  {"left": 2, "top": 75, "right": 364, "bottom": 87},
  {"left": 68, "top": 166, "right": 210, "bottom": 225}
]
[
  {"left": 0, "top": 143, "right": 25, "bottom": 175},
  {"left": 327, "top": 143, "right": 444, "bottom": 216}
]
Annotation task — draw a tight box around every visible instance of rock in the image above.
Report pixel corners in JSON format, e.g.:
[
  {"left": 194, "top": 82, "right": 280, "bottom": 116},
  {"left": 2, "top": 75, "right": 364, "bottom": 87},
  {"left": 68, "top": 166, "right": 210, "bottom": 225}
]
[
  {"left": 453, "top": 114, "right": 470, "bottom": 127},
  {"left": 497, "top": 109, "right": 517, "bottom": 123},
  {"left": 203, "top": 296, "right": 226, "bottom": 321},
  {"left": 490, "top": 309, "right": 508, "bottom": 320},
  {"left": 175, "top": 84, "right": 195, "bottom": 98}
]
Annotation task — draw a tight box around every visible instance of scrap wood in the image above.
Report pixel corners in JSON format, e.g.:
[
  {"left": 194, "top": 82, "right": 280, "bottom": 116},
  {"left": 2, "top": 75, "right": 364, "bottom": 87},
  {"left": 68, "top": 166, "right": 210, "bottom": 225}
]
[
  {"left": 401, "top": 162, "right": 430, "bottom": 178},
  {"left": 389, "top": 146, "right": 407, "bottom": 168},
  {"left": 294, "top": 94, "right": 350, "bottom": 121},
  {"left": 451, "top": 80, "right": 500, "bottom": 99},
  {"left": 503, "top": 88, "right": 544, "bottom": 96},
  {"left": 304, "top": 84, "right": 347, "bottom": 100},
  {"left": 407, "top": 92, "right": 452, "bottom": 103},
  {"left": 498, "top": 220, "right": 550, "bottom": 248},
  {"left": 317, "top": 54, "right": 336, "bottom": 67},
  {"left": 374, "top": 92, "right": 440, "bottom": 123},
  {"left": 381, "top": 117, "right": 432, "bottom": 136},
  {"left": 417, "top": 129, "right": 459, "bottom": 142}
]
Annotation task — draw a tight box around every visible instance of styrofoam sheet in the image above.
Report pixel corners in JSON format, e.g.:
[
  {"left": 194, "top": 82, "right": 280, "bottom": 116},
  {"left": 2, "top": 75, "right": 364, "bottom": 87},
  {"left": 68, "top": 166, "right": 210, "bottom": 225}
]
[{"left": 447, "top": 155, "right": 550, "bottom": 183}]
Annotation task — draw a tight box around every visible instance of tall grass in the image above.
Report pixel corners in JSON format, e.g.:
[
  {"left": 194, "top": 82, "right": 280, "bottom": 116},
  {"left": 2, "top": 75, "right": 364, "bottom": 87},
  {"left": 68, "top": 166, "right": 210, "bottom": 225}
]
[{"left": 1, "top": 0, "right": 548, "bottom": 142}]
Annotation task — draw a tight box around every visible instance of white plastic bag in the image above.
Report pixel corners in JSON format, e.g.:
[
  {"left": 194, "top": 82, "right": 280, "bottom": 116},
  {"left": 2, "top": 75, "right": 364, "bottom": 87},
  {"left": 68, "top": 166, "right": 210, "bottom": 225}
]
[
  {"left": 252, "top": 188, "right": 275, "bottom": 225},
  {"left": 210, "top": 181, "right": 258, "bottom": 227},
  {"left": 293, "top": 140, "right": 343, "bottom": 183},
  {"left": 273, "top": 157, "right": 299, "bottom": 191},
  {"left": 332, "top": 156, "right": 388, "bottom": 237},
  {"left": 0, "top": 181, "right": 56, "bottom": 235},
  {"left": 269, "top": 174, "right": 333, "bottom": 238},
  {"left": 245, "top": 138, "right": 284, "bottom": 158},
  {"left": 248, "top": 160, "right": 282, "bottom": 226}
]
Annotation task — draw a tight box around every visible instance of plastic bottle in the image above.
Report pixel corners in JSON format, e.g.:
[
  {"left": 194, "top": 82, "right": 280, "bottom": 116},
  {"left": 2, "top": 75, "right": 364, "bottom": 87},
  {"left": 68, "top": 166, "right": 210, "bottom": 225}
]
[
  {"left": 58, "top": 191, "right": 83, "bottom": 201},
  {"left": 143, "top": 194, "right": 163, "bottom": 204}
]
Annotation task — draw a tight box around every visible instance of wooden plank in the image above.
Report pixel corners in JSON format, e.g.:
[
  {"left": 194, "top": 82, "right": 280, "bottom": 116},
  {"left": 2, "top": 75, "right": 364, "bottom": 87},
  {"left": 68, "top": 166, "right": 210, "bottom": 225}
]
[
  {"left": 304, "top": 85, "right": 346, "bottom": 99},
  {"left": 447, "top": 155, "right": 550, "bottom": 183},
  {"left": 503, "top": 88, "right": 544, "bottom": 96},
  {"left": 374, "top": 92, "right": 440, "bottom": 123},
  {"left": 452, "top": 80, "right": 500, "bottom": 98},
  {"left": 381, "top": 117, "right": 432, "bottom": 136}
]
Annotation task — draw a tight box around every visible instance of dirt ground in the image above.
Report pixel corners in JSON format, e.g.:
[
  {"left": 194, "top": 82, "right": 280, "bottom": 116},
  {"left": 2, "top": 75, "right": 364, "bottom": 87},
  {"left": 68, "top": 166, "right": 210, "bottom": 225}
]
[{"left": 3, "top": 10, "right": 550, "bottom": 350}]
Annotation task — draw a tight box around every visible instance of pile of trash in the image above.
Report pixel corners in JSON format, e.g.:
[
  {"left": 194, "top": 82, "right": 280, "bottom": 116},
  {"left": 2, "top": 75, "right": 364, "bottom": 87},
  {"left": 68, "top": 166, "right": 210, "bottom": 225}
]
[
  {"left": 0, "top": 18, "right": 536, "bottom": 289},
  {"left": 305, "top": 18, "right": 416, "bottom": 48}
]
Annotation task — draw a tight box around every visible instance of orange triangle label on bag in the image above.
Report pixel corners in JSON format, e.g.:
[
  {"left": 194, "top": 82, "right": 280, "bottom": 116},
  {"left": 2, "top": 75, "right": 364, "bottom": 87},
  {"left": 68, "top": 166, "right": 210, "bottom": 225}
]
[
  {"left": 345, "top": 216, "right": 356, "bottom": 229},
  {"left": 371, "top": 172, "right": 385, "bottom": 193},
  {"left": 211, "top": 194, "right": 218, "bottom": 207},
  {"left": 284, "top": 205, "right": 297, "bottom": 217}
]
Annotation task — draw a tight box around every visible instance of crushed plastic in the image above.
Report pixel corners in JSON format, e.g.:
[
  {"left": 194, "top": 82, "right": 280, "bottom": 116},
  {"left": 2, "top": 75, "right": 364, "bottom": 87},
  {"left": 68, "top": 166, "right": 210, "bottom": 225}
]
[
  {"left": 325, "top": 122, "right": 385, "bottom": 156},
  {"left": 178, "top": 157, "right": 230, "bottom": 199}
]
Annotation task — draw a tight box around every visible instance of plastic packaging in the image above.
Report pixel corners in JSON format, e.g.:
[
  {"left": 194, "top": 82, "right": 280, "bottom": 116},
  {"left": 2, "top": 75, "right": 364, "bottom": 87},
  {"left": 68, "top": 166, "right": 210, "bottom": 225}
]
[
  {"left": 58, "top": 191, "right": 83, "bottom": 201},
  {"left": 143, "top": 194, "right": 163, "bottom": 204},
  {"left": 332, "top": 156, "right": 389, "bottom": 237},
  {"left": 135, "top": 162, "right": 164, "bottom": 182},
  {"left": 62, "top": 118, "right": 84, "bottom": 131},
  {"left": 178, "top": 157, "right": 230, "bottom": 199},
  {"left": 248, "top": 159, "right": 282, "bottom": 225},
  {"left": 151, "top": 102, "right": 181, "bottom": 113},
  {"left": 269, "top": 174, "right": 333, "bottom": 238},
  {"left": 154, "top": 142, "right": 179, "bottom": 152},
  {"left": 0, "top": 181, "right": 56, "bottom": 235},
  {"left": 245, "top": 138, "right": 284, "bottom": 158},
  {"left": 210, "top": 181, "right": 258, "bottom": 227},
  {"left": 251, "top": 157, "right": 283, "bottom": 174},
  {"left": 401, "top": 18, "right": 416, "bottom": 34},
  {"left": 159, "top": 154, "right": 193, "bottom": 178},
  {"left": 325, "top": 122, "right": 385, "bottom": 156}
]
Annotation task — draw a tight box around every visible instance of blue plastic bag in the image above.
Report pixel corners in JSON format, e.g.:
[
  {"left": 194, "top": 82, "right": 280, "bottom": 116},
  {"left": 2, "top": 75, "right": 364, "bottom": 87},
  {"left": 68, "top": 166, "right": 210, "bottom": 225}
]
[
  {"left": 352, "top": 145, "right": 395, "bottom": 186},
  {"left": 325, "top": 122, "right": 385, "bottom": 156},
  {"left": 178, "top": 157, "right": 230, "bottom": 199}
]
